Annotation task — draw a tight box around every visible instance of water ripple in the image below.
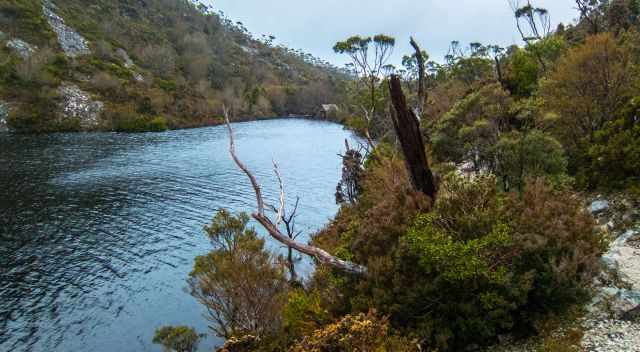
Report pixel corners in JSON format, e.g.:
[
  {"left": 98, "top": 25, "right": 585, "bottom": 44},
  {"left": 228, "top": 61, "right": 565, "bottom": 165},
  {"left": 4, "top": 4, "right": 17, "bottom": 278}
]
[{"left": 0, "top": 119, "right": 358, "bottom": 352}]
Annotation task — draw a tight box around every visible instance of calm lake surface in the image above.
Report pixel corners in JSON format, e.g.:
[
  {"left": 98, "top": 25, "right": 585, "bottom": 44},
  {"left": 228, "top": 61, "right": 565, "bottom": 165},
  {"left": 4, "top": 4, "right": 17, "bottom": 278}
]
[{"left": 0, "top": 119, "right": 358, "bottom": 352}]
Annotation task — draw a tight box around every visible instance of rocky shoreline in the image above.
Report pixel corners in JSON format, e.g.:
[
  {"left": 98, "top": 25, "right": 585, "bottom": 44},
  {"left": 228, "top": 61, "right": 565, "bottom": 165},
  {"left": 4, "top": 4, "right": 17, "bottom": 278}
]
[{"left": 487, "top": 195, "right": 640, "bottom": 351}]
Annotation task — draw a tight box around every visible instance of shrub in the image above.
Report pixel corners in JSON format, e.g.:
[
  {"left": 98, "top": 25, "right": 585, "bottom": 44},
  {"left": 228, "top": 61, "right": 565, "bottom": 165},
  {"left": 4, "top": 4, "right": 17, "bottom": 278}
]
[
  {"left": 152, "top": 326, "right": 200, "bottom": 352},
  {"left": 539, "top": 33, "right": 636, "bottom": 169},
  {"left": 587, "top": 97, "right": 640, "bottom": 189},
  {"left": 188, "top": 210, "right": 289, "bottom": 340},
  {"left": 318, "top": 172, "right": 604, "bottom": 351},
  {"left": 108, "top": 106, "right": 167, "bottom": 132},
  {"left": 289, "top": 312, "right": 419, "bottom": 352}
]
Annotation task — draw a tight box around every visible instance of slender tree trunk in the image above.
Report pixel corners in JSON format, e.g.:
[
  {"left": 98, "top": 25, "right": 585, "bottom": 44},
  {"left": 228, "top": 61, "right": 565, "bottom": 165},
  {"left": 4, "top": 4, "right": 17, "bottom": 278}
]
[
  {"left": 388, "top": 75, "right": 437, "bottom": 200},
  {"left": 410, "top": 37, "right": 427, "bottom": 118}
]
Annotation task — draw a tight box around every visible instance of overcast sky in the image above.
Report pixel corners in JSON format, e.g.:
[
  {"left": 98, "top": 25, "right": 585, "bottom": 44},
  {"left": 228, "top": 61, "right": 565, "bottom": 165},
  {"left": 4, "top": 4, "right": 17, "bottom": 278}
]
[{"left": 208, "top": 0, "right": 579, "bottom": 67}]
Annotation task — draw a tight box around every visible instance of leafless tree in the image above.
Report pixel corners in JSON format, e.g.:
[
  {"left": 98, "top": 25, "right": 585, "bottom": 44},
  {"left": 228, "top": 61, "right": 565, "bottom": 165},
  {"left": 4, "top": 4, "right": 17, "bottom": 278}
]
[
  {"left": 224, "top": 106, "right": 367, "bottom": 275},
  {"left": 409, "top": 37, "right": 427, "bottom": 119}
]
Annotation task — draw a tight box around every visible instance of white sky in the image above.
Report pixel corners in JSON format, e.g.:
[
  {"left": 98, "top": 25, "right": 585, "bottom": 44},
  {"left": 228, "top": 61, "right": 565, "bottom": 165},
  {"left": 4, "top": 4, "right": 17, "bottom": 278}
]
[{"left": 208, "top": 0, "right": 579, "bottom": 67}]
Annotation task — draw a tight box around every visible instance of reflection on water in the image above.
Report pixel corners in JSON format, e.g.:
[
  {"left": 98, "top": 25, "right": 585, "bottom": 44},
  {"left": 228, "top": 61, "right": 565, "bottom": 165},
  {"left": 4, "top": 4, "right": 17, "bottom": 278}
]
[{"left": 0, "top": 119, "right": 357, "bottom": 352}]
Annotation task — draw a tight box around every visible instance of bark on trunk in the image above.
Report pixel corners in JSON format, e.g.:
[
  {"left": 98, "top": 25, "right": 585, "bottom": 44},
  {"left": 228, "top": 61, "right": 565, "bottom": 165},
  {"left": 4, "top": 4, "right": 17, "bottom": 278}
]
[{"left": 388, "top": 75, "right": 437, "bottom": 200}]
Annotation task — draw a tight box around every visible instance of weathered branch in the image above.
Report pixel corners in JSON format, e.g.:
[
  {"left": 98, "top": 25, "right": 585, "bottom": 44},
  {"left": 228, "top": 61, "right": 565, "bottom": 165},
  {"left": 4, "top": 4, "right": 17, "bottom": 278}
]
[
  {"left": 388, "top": 75, "right": 437, "bottom": 200},
  {"left": 409, "top": 37, "right": 426, "bottom": 118},
  {"left": 223, "top": 107, "right": 367, "bottom": 276}
]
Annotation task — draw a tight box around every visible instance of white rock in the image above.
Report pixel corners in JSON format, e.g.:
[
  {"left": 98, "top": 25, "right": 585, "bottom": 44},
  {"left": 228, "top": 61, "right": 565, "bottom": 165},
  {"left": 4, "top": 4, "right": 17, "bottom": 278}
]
[
  {"left": 43, "top": 0, "right": 91, "bottom": 57},
  {"left": 590, "top": 200, "right": 610, "bottom": 215},
  {"left": 115, "top": 48, "right": 134, "bottom": 68},
  {"left": 57, "top": 84, "right": 103, "bottom": 129},
  {"left": 6, "top": 39, "right": 36, "bottom": 59}
]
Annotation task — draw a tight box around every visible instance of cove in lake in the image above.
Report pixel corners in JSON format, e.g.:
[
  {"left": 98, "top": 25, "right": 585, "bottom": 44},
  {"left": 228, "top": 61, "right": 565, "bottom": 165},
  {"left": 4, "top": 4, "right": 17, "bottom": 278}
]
[{"left": 0, "top": 119, "right": 359, "bottom": 352}]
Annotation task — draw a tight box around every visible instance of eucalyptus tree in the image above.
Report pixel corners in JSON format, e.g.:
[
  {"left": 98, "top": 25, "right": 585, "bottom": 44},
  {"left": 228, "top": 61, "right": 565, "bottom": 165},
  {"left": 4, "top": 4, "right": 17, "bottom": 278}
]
[
  {"left": 509, "top": 0, "right": 552, "bottom": 42},
  {"left": 574, "top": 0, "right": 608, "bottom": 34},
  {"left": 333, "top": 34, "right": 396, "bottom": 146}
]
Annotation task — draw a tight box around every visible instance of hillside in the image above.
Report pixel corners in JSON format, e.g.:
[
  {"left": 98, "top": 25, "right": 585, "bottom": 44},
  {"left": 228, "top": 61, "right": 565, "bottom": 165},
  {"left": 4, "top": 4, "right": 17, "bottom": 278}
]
[{"left": 0, "top": 0, "right": 348, "bottom": 133}]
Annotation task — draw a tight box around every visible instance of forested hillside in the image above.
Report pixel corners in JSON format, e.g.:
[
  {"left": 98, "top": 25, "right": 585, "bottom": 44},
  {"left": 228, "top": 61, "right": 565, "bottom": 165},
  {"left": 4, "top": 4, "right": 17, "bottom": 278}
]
[{"left": 0, "top": 0, "right": 348, "bottom": 132}]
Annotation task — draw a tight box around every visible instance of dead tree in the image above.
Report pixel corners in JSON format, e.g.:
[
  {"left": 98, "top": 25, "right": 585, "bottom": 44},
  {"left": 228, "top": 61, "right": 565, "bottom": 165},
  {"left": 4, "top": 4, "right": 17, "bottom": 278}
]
[
  {"left": 267, "top": 174, "right": 303, "bottom": 283},
  {"left": 409, "top": 37, "right": 427, "bottom": 119},
  {"left": 224, "top": 107, "right": 367, "bottom": 276},
  {"left": 279, "top": 197, "right": 302, "bottom": 282},
  {"left": 388, "top": 75, "right": 437, "bottom": 200}
]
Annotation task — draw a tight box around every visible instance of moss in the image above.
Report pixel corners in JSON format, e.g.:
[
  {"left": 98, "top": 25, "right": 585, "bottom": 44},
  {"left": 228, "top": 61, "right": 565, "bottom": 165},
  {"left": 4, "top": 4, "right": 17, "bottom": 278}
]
[
  {"left": 89, "top": 58, "right": 133, "bottom": 80},
  {"left": 157, "top": 79, "right": 176, "bottom": 92}
]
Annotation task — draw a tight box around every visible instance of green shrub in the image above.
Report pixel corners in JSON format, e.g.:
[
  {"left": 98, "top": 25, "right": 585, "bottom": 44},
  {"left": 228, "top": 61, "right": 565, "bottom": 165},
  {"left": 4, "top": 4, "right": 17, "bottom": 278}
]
[
  {"left": 289, "top": 312, "right": 419, "bottom": 352},
  {"left": 110, "top": 108, "right": 167, "bottom": 132},
  {"left": 587, "top": 97, "right": 640, "bottom": 189},
  {"left": 152, "top": 326, "right": 200, "bottom": 352},
  {"left": 318, "top": 172, "right": 603, "bottom": 351}
]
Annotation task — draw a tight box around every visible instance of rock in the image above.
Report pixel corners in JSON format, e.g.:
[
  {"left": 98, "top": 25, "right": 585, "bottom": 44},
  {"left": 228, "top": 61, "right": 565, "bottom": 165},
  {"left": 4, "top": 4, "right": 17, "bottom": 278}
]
[
  {"left": 6, "top": 39, "right": 36, "bottom": 59},
  {"left": 590, "top": 200, "right": 610, "bottom": 215},
  {"left": 622, "top": 305, "right": 640, "bottom": 322},
  {"left": 43, "top": 0, "right": 91, "bottom": 57},
  {"left": 57, "top": 84, "right": 103, "bottom": 129},
  {"left": 115, "top": 48, "right": 134, "bottom": 68},
  {"left": 115, "top": 48, "right": 143, "bottom": 81},
  {"left": 0, "top": 102, "right": 9, "bottom": 132},
  {"left": 132, "top": 72, "right": 144, "bottom": 82}
]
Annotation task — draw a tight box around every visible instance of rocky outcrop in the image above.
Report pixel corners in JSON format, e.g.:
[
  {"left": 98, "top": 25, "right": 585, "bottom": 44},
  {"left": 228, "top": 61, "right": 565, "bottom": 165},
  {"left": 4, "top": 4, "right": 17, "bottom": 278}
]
[
  {"left": 115, "top": 48, "right": 144, "bottom": 82},
  {"left": 42, "top": 0, "right": 91, "bottom": 57},
  {"left": 0, "top": 102, "right": 9, "bottom": 132},
  {"left": 116, "top": 48, "right": 134, "bottom": 69},
  {"left": 6, "top": 39, "right": 36, "bottom": 59},
  {"left": 579, "top": 196, "right": 640, "bottom": 351},
  {"left": 57, "top": 84, "right": 103, "bottom": 129}
]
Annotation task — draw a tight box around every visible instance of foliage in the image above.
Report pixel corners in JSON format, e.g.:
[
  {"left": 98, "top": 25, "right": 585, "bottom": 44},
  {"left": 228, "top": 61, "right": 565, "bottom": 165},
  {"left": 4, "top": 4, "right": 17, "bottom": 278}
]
[
  {"left": 282, "top": 289, "right": 330, "bottom": 342},
  {"left": 335, "top": 144, "right": 364, "bottom": 204},
  {"left": 188, "top": 210, "right": 289, "bottom": 340},
  {"left": 540, "top": 33, "right": 637, "bottom": 168},
  {"left": 152, "top": 326, "right": 200, "bottom": 352},
  {"left": 289, "top": 312, "right": 419, "bottom": 352},
  {"left": 495, "top": 130, "right": 568, "bottom": 191},
  {"left": 1, "top": 0, "right": 349, "bottom": 132},
  {"left": 313, "top": 168, "right": 604, "bottom": 350},
  {"left": 109, "top": 108, "right": 168, "bottom": 133},
  {"left": 587, "top": 97, "right": 640, "bottom": 189}
]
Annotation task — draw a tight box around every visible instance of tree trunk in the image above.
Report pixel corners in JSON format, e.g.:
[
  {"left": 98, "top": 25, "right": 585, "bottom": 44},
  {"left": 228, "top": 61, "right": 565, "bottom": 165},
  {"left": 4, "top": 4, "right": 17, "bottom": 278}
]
[
  {"left": 388, "top": 75, "right": 437, "bottom": 200},
  {"left": 410, "top": 37, "right": 427, "bottom": 118}
]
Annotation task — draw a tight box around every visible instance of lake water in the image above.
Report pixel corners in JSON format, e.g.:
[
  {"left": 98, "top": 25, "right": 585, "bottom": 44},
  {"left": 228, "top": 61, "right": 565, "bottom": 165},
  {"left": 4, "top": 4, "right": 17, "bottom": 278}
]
[{"left": 0, "top": 119, "right": 357, "bottom": 352}]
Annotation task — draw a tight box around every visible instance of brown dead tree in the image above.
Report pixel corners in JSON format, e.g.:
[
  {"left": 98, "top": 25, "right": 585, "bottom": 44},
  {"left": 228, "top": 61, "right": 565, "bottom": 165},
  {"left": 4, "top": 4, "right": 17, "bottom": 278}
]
[
  {"left": 224, "top": 106, "right": 367, "bottom": 276},
  {"left": 388, "top": 75, "right": 437, "bottom": 200}
]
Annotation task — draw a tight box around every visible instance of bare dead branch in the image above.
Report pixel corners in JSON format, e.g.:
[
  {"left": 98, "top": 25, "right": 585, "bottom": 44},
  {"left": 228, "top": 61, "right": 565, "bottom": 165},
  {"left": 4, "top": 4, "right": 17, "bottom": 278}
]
[
  {"left": 410, "top": 37, "right": 427, "bottom": 119},
  {"left": 224, "top": 106, "right": 265, "bottom": 215},
  {"left": 273, "top": 160, "right": 285, "bottom": 225},
  {"left": 223, "top": 107, "right": 367, "bottom": 276}
]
